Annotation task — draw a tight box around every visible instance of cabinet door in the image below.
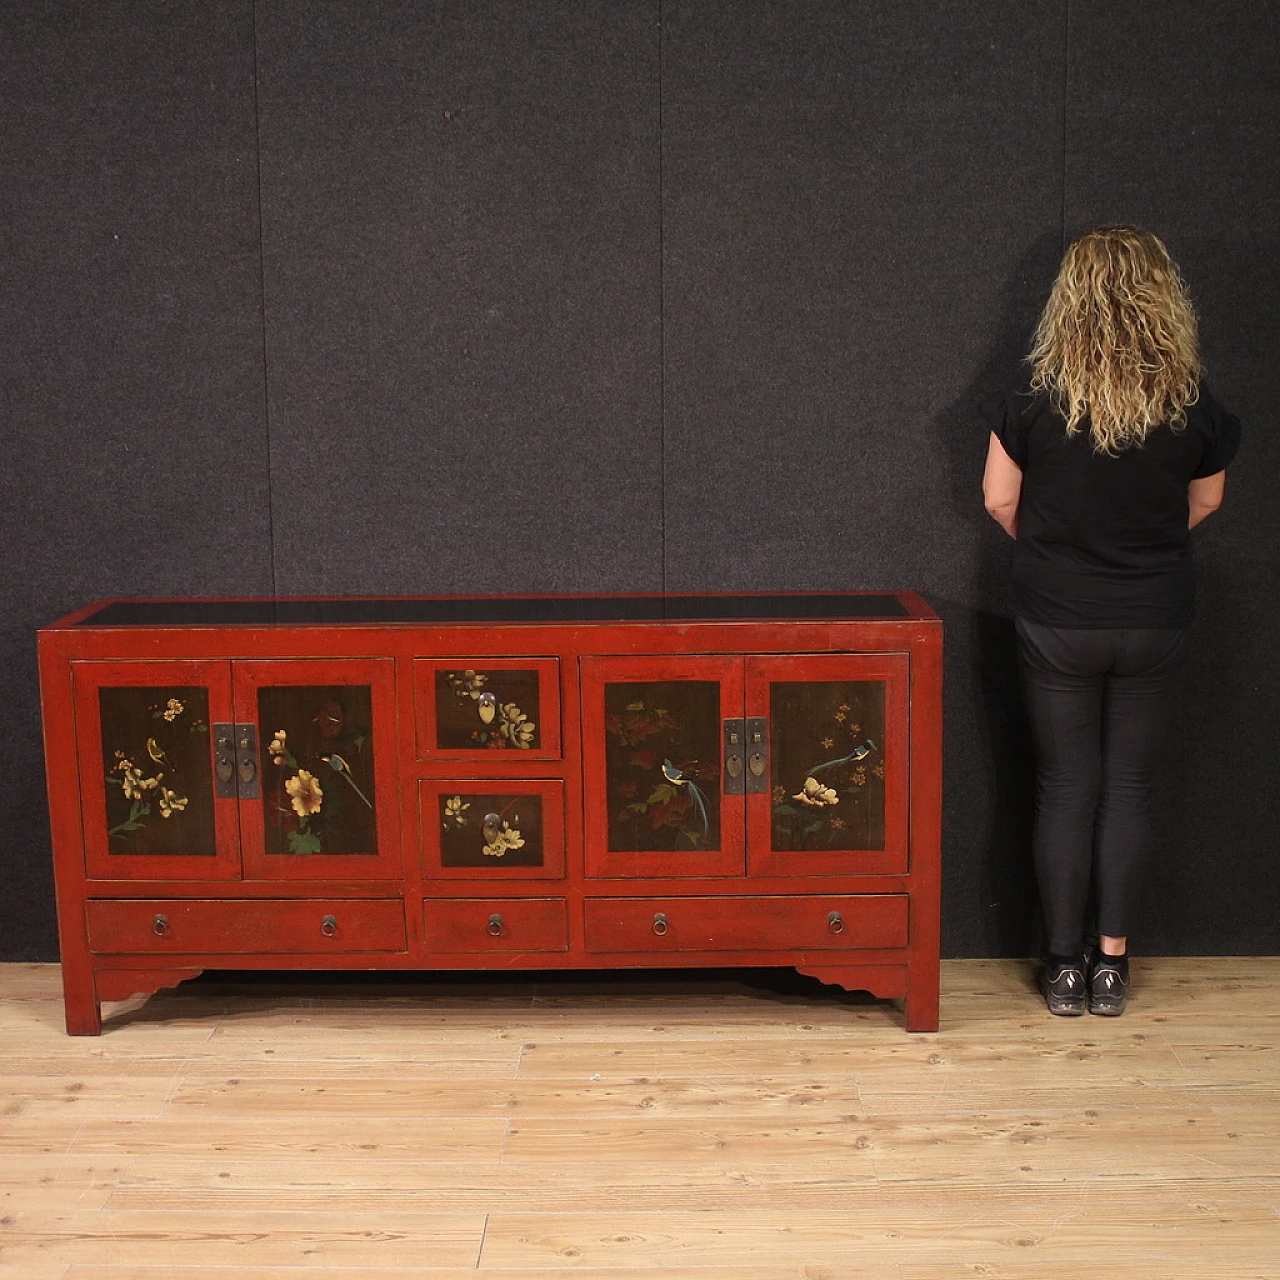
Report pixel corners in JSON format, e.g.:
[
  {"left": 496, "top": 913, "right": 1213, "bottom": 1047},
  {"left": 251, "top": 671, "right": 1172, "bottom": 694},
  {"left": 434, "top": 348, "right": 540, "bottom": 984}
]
[
  {"left": 73, "top": 661, "right": 242, "bottom": 880},
  {"left": 746, "top": 654, "right": 910, "bottom": 876},
  {"left": 234, "top": 660, "right": 401, "bottom": 880},
  {"left": 581, "top": 656, "right": 745, "bottom": 877}
]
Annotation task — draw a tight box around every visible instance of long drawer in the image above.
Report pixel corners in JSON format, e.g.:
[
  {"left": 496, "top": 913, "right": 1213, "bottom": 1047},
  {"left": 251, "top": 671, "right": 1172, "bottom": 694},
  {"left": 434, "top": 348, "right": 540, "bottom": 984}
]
[
  {"left": 584, "top": 895, "right": 908, "bottom": 953},
  {"left": 86, "top": 899, "right": 407, "bottom": 954},
  {"left": 424, "top": 898, "right": 569, "bottom": 953}
]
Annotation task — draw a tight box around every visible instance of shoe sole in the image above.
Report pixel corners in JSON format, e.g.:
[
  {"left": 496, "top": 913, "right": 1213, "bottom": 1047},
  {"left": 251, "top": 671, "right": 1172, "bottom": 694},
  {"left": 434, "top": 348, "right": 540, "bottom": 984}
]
[
  {"left": 1089, "top": 1000, "right": 1126, "bottom": 1016},
  {"left": 1039, "top": 974, "right": 1086, "bottom": 1016}
]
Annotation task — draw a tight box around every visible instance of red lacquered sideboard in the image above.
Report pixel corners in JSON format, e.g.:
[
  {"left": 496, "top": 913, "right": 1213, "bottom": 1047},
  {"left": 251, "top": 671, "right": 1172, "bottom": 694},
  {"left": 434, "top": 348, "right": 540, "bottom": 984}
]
[{"left": 37, "top": 592, "right": 943, "bottom": 1033}]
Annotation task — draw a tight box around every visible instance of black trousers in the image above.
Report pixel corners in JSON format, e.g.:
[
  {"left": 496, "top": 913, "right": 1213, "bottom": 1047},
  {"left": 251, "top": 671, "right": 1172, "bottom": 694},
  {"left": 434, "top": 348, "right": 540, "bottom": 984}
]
[{"left": 1016, "top": 617, "right": 1189, "bottom": 956}]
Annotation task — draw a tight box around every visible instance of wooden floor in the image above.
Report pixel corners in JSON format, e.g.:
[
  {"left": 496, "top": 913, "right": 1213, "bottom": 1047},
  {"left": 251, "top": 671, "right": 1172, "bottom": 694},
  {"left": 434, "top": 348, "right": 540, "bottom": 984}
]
[{"left": 1, "top": 959, "right": 1277, "bottom": 1279}]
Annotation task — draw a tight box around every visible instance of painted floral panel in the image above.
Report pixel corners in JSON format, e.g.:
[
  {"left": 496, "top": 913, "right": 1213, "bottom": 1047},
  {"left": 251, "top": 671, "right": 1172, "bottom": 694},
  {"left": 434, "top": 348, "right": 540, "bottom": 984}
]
[
  {"left": 770, "top": 681, "right": 886, "bottom": 852},
  {"left": 439, "top": 793, "right": 545, "bottom": 868},
  {"left": 603, "top": 681, "right": 721, "bottom": 853},
  {"left": 259, "top": 685, "right": 377, "bottom": 857},
  {"left": 434, "top": 669, "right": 540, "bottom": 750},
  {"left": 99, "top": 687, "right": 214, "bottom": 856}
]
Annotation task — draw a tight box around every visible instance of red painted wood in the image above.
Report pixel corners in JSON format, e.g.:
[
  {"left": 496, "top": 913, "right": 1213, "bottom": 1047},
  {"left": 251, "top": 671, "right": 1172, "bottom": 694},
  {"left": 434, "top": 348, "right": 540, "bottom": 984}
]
[
  {"left": 95, "top": 967, "right": 205, "bottom": 1002},
  {"left": 794, "top": 964, "right": 909, "bottom": 1001},
  {"left": 39, "top": 593, "right": 942, "bottom": 1033},
  {"left": 424, "top": 898, "right": 569, "bottom": 953},
  {"left": 583, "top": 895, "right": 908, "bottom": 953},
  {"left": 86, "top": 899, "right": 407, "bottom": 954}
]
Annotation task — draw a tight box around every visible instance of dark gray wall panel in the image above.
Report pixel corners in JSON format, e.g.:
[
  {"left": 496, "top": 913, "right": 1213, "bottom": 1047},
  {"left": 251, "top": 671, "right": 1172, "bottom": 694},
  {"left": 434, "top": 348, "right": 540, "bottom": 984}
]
[
  {"left": 256, "top": 1, "right": 663, "bottom": 595},
  {"left": 0, "top": 3, "right": 270, "bottom": 960},
  {"left": 0, "top": 2, "right": 271, "bottom": 624},
  {"left": 1065, "top": 3, "right": 1280, "bottom": 952},
  {"left": 661, "top": 1, "right": 1065, "bottom": 604},
  {"left": 0, "top": 629, "right": 57, "bottom": 960},
  {"left": 661, "top": 2, "right": 1065, "bottom": 957}
]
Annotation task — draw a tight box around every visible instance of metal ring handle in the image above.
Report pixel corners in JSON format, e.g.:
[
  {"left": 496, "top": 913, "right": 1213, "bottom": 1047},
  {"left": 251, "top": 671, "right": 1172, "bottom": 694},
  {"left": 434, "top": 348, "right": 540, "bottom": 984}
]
[
  {"left": 827, "top": 910, "right": 845, "bottom": 935},
  {"left": 321, "top": 914, "right": 338, "bottom": 937},
  {"left": 652, "top": 912, "right": 669, "bottom": 936},
  {"left": 488, "top": 913, "right": 504, "bottom": 937},
  {"left": 152, "top": 913, "right": 169, "bottom": 937}
]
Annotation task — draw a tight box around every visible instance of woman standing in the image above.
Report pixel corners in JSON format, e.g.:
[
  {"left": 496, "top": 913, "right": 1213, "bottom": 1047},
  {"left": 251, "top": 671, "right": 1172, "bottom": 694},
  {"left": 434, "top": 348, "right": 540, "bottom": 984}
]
[{"left": 982, "top": 226, "right": 1240, "bottom": 1016}]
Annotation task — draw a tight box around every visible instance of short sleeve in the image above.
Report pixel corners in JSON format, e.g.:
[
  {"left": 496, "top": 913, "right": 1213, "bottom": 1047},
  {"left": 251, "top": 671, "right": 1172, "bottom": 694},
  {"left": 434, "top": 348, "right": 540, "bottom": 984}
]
[
  {"left": 979, "top": 390, "right": 1029, "bottom": 468},
  {"left": 1191, "top": 385, "right": 1242, "bottom": 478}
]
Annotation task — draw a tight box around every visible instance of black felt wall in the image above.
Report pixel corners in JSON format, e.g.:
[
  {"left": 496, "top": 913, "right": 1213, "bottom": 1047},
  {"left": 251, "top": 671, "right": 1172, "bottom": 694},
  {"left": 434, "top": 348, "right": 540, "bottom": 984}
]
[{"left": 2, "top": 1, "right": 1275, "bottom": 961}]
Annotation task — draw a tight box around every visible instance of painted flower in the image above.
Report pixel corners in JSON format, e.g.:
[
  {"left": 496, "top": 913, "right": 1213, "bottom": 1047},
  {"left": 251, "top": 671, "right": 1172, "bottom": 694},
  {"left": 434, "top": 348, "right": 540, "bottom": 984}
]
[
  {"left": 830, "top": 817, "right": 847, "bottom": 830},
  {"left": 285, "top": 769, "right": 324, "bottom": 817},
  {"left": 158, "top": 787, "right": 188, "bottom": 818},
  {"left": 772, "top": 785, "right": 789, "bottom": 805},
  {"left": 443, "top": 795, "right": 471, "bottom": 827},
  {"left": 162, "top": 698, "right": 184, "bottom": 721},
  {"left": 483, "top": 821, "right": 526, "bottom": 858},
  {"left": 268, "top": 730, "right": 288, "bottom": 764},
  {"left": 498, "top": 703, "right": 536, "bottom": 748},
  {"left": 821, "top": 737, "right": 835, "bottom": 750},
  {"left": 850, "top": 767, "right": 867, "bottom": 787},
  {"left": 793, "top": 776, "right": 839, "bottom": 807}
]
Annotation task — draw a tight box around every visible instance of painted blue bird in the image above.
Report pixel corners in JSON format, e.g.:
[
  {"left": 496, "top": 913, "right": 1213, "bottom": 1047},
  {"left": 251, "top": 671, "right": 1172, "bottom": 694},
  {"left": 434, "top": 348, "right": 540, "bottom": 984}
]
[
  {"left": 662, "top": 759, "right": 710, "bottom": 841},
  {"left": 807, "top": 740, "right": 877, "bottom": 779}
]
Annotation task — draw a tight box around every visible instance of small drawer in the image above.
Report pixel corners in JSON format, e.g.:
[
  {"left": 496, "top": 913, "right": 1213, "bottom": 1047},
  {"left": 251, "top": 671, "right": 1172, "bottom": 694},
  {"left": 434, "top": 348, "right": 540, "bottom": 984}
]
[
  {"left": 424, "top": 898, "right": 569, "bottom": 953},
  {"left": 86, "top": 899, "right": 407, "bottom": 954},
  {"left": 414, "top": 658, "right": 561, "bottom": 760},
  {"left": 421, "top": 779, "right": 565, "bottom": 879},
  {"left": 584, "top": 895, "right": 908, "bottom": 953}
]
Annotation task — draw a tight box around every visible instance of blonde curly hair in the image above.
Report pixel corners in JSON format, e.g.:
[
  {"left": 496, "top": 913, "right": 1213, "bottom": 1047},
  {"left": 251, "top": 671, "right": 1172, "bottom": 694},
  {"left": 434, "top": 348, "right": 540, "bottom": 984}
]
[{"left": 1028, "top": 226, "right": 1202, "bottom": 455}]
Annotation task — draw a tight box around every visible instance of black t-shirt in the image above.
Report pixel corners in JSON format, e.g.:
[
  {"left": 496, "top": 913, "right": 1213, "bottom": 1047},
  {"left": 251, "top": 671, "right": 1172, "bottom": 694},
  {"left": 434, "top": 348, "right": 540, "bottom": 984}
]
[{"left": 981, "top": 383, "right": 1241, "bottom": 627}]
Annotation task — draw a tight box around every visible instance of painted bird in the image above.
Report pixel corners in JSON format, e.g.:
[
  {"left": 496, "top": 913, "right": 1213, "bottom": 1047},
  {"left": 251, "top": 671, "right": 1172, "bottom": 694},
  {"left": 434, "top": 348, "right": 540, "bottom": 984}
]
[
  {"left": 661, "top": 759, "right": 709, "bottom": 840},
  {"left": 808, "top": 740, "right": 877, "bottom": 778},
  {"left": 322, "top": 753, "right": 374, "bottom": 809}
]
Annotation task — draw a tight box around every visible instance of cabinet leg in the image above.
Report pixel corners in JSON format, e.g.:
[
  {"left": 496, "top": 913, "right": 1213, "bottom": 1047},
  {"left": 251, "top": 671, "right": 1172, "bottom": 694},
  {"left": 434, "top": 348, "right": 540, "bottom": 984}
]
[
  {"left": 903, "top": 985, "right": 940, "bottom": 1033},
  {"left": 62, "top": 974, "right": 102, "bottom": 1036}
]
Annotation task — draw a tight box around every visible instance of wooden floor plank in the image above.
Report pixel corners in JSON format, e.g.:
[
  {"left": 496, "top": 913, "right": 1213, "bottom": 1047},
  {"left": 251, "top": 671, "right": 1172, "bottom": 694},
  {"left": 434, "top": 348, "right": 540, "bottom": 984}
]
[{"left": 3, "top": 958, "right": 1279, "bottom": 1276}]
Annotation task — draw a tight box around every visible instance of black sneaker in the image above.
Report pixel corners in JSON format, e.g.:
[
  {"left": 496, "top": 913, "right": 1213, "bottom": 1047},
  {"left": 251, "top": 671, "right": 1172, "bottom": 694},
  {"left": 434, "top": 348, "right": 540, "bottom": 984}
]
[
  {"left": 1039, "top": 959, "right": 1087, "bottom": 1016},
  {"left": 1089, "top": 956, "right": 1130, "bottom": 1016}
]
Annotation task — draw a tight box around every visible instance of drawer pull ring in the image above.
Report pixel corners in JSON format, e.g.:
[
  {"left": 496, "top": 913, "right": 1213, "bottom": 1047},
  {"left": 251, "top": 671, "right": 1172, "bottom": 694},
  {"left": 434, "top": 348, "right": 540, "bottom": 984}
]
[
  {"left": 652, "top": 912, "right": 669, "bottom": 936},
  {"left": 487, "top": 914, "right": 504, "bottom": 937},
  {"left": 321, "top": 914, "right": 339, "bottom": 937},
  {"left": 827, "top": 911, "right": 845, "bottom": 935},
  {"left": 151, "top": 913, "right": 169, "bottom": 937}
]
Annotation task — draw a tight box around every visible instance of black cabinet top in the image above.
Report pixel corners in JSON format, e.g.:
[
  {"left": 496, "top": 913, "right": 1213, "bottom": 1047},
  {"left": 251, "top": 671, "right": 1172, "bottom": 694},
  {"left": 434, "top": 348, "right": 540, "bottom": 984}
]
[{"left": 59, "top": 593, "right": 924, "bottom": 628}]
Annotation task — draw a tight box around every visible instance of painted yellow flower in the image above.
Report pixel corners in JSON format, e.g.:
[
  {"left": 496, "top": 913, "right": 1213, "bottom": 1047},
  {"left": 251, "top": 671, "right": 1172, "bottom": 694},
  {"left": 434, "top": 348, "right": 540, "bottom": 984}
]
[
  {"left": 162, "top": 698, "right": 185, "bottom": 721},
  {"left": 443, "top": 795, "right": 471, "bottom": 827},
  {"left": 268, "top": 730, "right": 289, "bottom": 764},
  {"left": 483, "top": 821, "right": 526, "bottom": 858},
  {"left": 285, "top": 769, "right": 324, "bottom": 817},
  {"left": 498, "top": 703, "right": 536, "bottom": 748},
  {"left": 821, "top": 737, "right": 835, "bottom": 749},
  {"left": 158, "top": 787, "right": 188, "bottom": 819},
  {"left": 793, "top": 776, "right": 839, "bottom": 807}
]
